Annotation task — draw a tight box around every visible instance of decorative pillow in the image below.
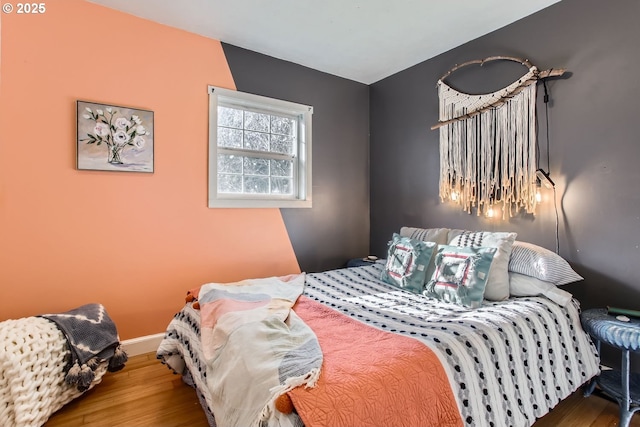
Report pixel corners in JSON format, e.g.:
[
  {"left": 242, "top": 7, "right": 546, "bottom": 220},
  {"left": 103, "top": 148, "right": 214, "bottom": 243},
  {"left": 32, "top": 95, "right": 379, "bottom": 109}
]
[
  {"left": 508, "top": 241, "right": 583, "bottom": 286},
  {"left": 400, "top": 226, "right": 450, "bottom": 245},
  {"left": 447, "top": 229, "right": 467, "bottom": 243},
  {"left": 449, "top": 231, "right": 517, "bottom": 301},
  {"left": 425, "top": 245, "right": 497, "bottom": 308},
  {"left": 381, "top": 234, "right": 436, "bottom": 294},
  {"left": 509, "top": 272, "right": 573, "bottom": 307}
]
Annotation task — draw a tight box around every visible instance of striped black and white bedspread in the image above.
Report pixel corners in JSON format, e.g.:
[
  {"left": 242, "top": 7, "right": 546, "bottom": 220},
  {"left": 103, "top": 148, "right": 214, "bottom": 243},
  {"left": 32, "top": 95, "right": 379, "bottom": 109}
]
[
  {"left": 157, "top": 262, "right": 600, "bottom": 427},
  {"left": 304, "top": 262, "right": 600, "bottom": 427},
  {"left": 156, "top": 303, "right": 217, "bottom": 426}
]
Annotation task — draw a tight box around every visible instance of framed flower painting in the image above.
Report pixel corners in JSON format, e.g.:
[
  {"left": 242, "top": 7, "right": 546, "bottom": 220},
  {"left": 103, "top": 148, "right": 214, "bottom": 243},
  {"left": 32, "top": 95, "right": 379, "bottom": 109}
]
[{"left": 76, "top": 100, "right": 154, "bottom": 173}]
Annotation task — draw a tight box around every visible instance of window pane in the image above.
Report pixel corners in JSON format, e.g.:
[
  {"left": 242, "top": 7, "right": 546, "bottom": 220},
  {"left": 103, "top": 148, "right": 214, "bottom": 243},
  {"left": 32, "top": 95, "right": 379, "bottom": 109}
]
[
  {"left": 218, "top": 174, "right": 243, "bottom": 193},
  {"left": 217, "top": 154, "right": 243, "bottom": 174},
  {"left": 218, "top": 106, "right": 243, "bottom": 129},
  {"left": 270, "top": 134, "right": 295, "bottom": 155},
  {"left": 244, "top": 131, "right": 269, "bottom": 152},
  {"left": 271, "top": 159, "right": 292, "bottom": 177},
  {"left": 245, "top": 112, "right": 270, "bottom": 133},
  {"left": 244, "top": 157, "right": 269, "bottom": 176},
  {"left": 271, "top": 177, "right": 292, "bottom": 194},
  {"left": 244, "top": 176, "right": 269, "bottom": 194},
  {"left": 218, "top": 127, "right": 242, "bottom": 148},
  {"left": 271, "top": 116, "right": 295, "bottom": 136},
  {"left": 209, "top": 86, "right": 312, "bottom": 208}
]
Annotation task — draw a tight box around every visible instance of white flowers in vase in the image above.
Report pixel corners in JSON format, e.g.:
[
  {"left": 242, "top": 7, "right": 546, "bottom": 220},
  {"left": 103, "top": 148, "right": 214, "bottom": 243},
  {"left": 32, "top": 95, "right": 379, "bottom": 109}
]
[{"left": 81, "top": 107, "right": 147, "bottom": 165}]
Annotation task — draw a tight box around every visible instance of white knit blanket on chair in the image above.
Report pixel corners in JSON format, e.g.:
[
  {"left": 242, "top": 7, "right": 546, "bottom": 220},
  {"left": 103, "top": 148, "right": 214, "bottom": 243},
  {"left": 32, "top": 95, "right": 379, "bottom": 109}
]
[{"left": 0, "top": 316, "right": 107, "bottom": 427}]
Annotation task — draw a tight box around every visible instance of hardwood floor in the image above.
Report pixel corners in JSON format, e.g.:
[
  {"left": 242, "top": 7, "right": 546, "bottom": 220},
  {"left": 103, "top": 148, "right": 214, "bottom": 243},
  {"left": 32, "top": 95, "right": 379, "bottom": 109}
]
[
  {"left": 45, "top": 353, "right": 209, "bottom": 427},
  {"left": 45, "top": 353, "right": 639, "bottom": 427}
]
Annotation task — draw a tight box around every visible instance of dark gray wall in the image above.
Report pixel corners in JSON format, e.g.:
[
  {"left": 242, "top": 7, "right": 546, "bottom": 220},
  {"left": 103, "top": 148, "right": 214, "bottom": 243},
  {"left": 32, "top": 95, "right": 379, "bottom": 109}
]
[
  {"left": 222, "top": 43, "right": 370, "bottom": 273},
  {"left": 370, "top": 0, "right": 640, "bottom": 368}
]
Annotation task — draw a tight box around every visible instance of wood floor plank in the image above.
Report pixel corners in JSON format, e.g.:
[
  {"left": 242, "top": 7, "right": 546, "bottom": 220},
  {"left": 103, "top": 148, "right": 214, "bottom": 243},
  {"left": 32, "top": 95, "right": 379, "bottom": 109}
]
[
  {"left": 45, "top": 354, "right": 209, "bottom": 427},
  {"left": 533, "top": 391, "right": 609, "bottom": 427},
  {"left": 44, "top": 353, "right": 639, "bottom": 426},
  {"left": 534, "top": 389, "right": 640, "bottom": 427}
]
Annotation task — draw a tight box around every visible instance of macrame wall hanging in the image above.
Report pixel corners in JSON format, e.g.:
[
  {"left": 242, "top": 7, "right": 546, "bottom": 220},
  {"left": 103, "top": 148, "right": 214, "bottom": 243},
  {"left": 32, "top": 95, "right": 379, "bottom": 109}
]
[{"left": 432, "top": 56, "right": 565, "bottom": 219}]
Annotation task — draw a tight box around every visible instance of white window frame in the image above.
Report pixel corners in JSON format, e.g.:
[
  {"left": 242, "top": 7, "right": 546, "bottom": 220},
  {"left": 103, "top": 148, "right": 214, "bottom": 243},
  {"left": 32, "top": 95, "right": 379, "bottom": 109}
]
[{"left": 208, "top": 86, "right": 313, "bottom": 208}]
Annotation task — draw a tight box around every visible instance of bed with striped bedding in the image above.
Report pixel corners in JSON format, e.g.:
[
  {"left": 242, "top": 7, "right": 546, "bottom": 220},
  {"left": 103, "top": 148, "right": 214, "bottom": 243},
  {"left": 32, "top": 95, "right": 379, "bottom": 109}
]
[{"left": 157, "top": 261, "right": 600, "bottom": 427}]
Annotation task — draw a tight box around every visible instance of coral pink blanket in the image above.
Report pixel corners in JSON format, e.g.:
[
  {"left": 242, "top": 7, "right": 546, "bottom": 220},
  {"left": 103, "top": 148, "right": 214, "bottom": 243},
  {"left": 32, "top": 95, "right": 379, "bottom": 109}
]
[{"left": 289, "top": 296, "right": 462, "bottom": 427}]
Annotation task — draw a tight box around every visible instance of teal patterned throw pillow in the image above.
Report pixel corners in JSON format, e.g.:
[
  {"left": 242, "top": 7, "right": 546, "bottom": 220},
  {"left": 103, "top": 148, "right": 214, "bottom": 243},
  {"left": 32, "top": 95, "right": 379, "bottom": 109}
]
[
  {"left": 381, "top": 234, "right": 436, "bottom": 294},
  {"left": 424, "top": 245, "right": 497, "bottom": 308}
]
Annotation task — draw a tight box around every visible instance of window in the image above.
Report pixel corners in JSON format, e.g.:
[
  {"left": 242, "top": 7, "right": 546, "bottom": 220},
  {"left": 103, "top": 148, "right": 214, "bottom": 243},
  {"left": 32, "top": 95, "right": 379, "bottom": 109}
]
[{"left": 208, "top": 86, "right": 313, "bottom": 208}]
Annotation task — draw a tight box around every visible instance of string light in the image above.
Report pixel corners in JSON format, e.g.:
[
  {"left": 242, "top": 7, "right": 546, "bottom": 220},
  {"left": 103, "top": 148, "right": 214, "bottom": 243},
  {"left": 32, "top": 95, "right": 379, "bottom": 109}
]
[{"left": 486, "top": 206, "right": 495, "bottom": 218}]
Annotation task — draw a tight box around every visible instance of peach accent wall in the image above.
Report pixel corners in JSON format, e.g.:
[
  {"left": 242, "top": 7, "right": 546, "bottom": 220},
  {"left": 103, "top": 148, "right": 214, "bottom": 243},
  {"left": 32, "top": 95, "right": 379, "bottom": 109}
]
[{"left": 0, "top": 0, "right": 300, "bottom": 339}]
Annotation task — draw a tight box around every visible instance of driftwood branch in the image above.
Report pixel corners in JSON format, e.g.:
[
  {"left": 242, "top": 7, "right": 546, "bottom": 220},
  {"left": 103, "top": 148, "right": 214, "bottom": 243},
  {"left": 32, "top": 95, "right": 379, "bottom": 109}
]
[
  {"left": 438, "top": 55, "right": 534, "bottom": 81},
  {"left": 431, "top": 63, "right": 566, "bottom": 130}
]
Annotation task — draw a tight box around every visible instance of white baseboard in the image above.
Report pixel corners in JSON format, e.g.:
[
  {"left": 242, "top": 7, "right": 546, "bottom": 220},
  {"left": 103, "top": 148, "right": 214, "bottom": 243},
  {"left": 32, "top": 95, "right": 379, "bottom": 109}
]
[{"left": 121, "top": 333, "right": 165, "bottom": 357}]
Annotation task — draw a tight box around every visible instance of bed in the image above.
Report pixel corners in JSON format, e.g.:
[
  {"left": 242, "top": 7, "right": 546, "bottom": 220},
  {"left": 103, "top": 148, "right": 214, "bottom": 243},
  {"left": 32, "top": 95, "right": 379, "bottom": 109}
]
[{"left": 157, "top": 228, "right": 600, "bottom": 427}]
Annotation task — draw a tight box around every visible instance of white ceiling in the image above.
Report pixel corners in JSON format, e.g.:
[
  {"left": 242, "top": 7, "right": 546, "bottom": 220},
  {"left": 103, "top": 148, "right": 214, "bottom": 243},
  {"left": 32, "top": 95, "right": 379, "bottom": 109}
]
[{"left": 88, "top": 0, "right": 560, "bottom": 84}]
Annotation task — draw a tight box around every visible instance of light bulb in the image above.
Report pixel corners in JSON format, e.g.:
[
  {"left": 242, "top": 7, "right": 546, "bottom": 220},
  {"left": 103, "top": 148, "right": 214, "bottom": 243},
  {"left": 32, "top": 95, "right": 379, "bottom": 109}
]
[
  {"left": 451, "top": 191, "right": 459, "bottom": 201},
  {"left": 486, "top": 207, "right": 494, "bottom": 218},
  {"left": 535, "top": 190, "right": 542, "bottom": 203}
]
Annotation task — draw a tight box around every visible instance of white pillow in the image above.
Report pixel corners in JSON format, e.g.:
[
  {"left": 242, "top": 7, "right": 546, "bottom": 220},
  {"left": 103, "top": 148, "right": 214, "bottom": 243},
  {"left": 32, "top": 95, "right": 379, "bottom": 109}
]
[
  {"left": 509, "top": 272, "right": 573, "bottom": 307},
  {"left": 508, "top": 241, "right": 583, "bottom": 286},
  {"left": 449, "top": 231, "right": 517, "bottom": 301}
]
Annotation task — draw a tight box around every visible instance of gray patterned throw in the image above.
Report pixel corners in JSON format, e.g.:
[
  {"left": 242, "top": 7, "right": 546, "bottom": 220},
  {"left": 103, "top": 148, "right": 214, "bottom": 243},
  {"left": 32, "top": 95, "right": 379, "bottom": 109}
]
[{"left": 39, "top": 303, "right": 128, "bottom": 391}]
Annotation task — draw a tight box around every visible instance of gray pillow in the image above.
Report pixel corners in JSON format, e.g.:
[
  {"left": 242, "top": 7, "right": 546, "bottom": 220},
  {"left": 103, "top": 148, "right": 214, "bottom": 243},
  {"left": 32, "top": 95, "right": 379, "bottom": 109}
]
[
  {"left": 400, "top": 226, "right": 449, "bottom": 245},
  {"left": 508, "top": 241, "right": 583, "bottom": 286}
]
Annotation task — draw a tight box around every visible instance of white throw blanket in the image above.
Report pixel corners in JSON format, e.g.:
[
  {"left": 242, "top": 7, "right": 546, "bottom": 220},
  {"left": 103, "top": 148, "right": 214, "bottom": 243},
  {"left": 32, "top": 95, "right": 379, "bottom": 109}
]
[
  {"left": 0, "top": 316, "right": 108, "bottom": 427},
  {"left": 196, "top": 273, "right": 322, "bottom": 427}
]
